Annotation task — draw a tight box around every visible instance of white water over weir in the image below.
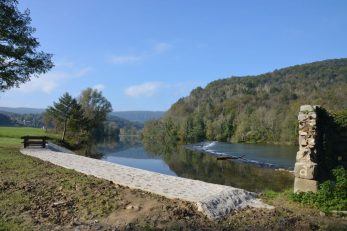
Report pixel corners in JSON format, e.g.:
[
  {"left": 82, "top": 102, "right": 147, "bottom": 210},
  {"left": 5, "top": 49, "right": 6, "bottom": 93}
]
[{"left": 20, "top": 147, "right": 272, "bottom": 219}]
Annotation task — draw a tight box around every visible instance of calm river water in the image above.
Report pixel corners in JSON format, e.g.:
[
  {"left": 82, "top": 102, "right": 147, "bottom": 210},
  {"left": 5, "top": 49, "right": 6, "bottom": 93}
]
[{"left": 91, "top": 136, "right": 296, "bottom": 192}]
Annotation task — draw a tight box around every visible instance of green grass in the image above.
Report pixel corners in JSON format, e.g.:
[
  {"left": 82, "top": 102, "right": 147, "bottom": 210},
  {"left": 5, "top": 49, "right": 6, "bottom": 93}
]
[
  {"left": 0, "top": 137, "right": 21, "bottom": 147},
  {"left": 261, "top": 189, "right": 293, "bottom": 199},
  {"left": 0, "top": 126, "right": 59, "bottom": 139}
]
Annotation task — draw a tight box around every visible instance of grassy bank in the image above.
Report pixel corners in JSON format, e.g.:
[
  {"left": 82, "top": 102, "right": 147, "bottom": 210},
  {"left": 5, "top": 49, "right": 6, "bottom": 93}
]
[
  {"left": 0, "top": 127, "right": 79, "bottom": 151},
  {"left": 0, "top": 127, "right": 59, "bottom": 140},
  {"left": 0, "top": 127, "right": 346, "bottom": 230}
]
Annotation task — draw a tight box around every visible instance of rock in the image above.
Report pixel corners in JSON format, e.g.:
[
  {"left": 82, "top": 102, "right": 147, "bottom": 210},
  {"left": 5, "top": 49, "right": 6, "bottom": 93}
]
[
  {"left": 294, "top": 162, "right": 317, "bottom": 179},
  {"left": 319, "top": 211, "right": 326, "bottom": 217},
  {"left": 52, "top": 200, "right": 67, "bottom": 207},
  {"left": 308, "top": 138, "right": 315, "bottom": 146},
  {"left": 125, "top": 223, "right": 134, "bottom": 230},
  {"left": 62, "top": 210, "right": 69, "bottom": 217},
  {"left": 125, "top": 205, "right": 133, "bottom": 210},
  {"left": 125, "top": 204, "right": 141, "bottom": 211},
  {"left": 298, "top": 112, "right": 307, "bottom": 121},
  {"left": 309, "top": 121, "right": 316, "bottom": 126},
  {"left": 296, "top": 149, "right": 311, "bottom": 162},
  {"left": 294, "top": 178, "right": 318, "bottom": 193},
  {"left": 299, "top": 136, "right": 307, "bottom": 146},
  {"left": 308, "top": 112, "right": 317, "bottom": 119},
  {"left": 300, "top": 105, "right": 314, "bottom": 112}
]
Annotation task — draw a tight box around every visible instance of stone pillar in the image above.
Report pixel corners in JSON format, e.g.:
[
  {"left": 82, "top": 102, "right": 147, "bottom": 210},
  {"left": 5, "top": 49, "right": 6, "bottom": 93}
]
[{"left": 294, "top": 105, "right": 319, "bottom": 193}]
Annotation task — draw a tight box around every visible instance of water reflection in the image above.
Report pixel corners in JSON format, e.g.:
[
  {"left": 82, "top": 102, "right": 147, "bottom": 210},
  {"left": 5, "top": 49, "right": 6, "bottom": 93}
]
[
  {"left": 187, "top": 141, "right": 297, "bottom": 169},
  {"left": 90, "top": 137, "right": 294, "bottom": 192},
  {"left": 144, "top": 143, "right": 294, "bottom": 192}
]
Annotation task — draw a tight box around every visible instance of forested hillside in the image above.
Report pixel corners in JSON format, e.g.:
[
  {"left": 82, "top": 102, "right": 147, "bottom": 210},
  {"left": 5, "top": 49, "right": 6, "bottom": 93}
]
[
  {"left": 143, "top": 58, "right": 347, "bottom": 145},
  {"left": 0, "top": 111, "right": 43, "bottom": 127}
]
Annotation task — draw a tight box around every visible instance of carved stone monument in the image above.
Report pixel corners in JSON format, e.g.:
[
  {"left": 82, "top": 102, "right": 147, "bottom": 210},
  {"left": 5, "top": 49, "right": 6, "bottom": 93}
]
[{"left": 294, "top": 105, "right": 319, "bottom": 193}]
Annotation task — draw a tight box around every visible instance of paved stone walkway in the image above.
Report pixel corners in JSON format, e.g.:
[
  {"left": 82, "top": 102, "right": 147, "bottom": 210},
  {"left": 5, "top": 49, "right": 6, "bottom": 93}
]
[{"left": 20, "top": 148, "right": 272, "bottom": 219}]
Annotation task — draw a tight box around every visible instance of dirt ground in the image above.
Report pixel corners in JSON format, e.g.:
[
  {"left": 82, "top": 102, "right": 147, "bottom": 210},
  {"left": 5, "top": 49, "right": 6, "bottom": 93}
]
[{"left": 1, "top": 147, "right": 346, "bottom": 230}]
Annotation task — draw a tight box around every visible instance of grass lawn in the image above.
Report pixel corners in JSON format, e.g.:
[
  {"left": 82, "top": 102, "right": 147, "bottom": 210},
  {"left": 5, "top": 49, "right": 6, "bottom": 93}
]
[
  {"left": 0, "top": 126, "right": 59, "bottom": 140},
  {"left": 0, "top": 137, "right": 21, "bottom": 147}
]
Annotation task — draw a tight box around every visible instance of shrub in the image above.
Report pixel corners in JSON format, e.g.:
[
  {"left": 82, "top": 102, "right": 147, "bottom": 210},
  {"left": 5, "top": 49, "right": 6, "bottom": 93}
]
[{"left": 290, "top": 166, "right": 347, "bottom": 212}]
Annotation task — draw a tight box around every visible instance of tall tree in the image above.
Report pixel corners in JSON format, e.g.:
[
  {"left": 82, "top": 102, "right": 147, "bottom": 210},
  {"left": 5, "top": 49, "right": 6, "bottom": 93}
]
[
  {"left": 78, "top": 88, "right": 112, "bottom": 137},
  {"left": 0, "top": 0, "right": 53, "bottom": 91},
  {"left": 46, "top": 93, "right": 78, "bottom": 141}
]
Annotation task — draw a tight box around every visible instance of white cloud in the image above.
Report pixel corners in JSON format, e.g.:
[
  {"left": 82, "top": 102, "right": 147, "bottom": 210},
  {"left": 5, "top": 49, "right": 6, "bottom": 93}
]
[
  {"left": 92, "top": 84, "right": 105, "bottom": 91},
  {"left": 16, "top": 67, "right": 92, "bottom": 94},
  {"left": 123, "top": 80, "right": 205, "bottom": 98},
  {"left": 110, "top": 42, "right": 172, "bottom": 65},
  {"left": 75, "top": 67, "right": 93, "bottom": 77},
  {"left": 153, "top": 42, "right": 172, "bottom": 54},
  {"left": 110, "top": 55, "right": 143, "bottom": 64},
  {"left": 124, "top": 82, "right": 163, "bottom": 97}
]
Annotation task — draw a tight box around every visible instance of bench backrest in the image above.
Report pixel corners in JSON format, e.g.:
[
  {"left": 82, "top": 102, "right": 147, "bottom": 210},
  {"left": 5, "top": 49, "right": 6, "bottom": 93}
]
[{"left": 21, "top": 136, "right": 49, "bottom": 140}]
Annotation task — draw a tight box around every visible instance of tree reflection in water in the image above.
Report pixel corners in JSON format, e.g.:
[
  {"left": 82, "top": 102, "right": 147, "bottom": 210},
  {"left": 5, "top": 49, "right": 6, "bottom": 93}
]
[{"left": 144, "top": 142, "right": 294, "bottom": 192}]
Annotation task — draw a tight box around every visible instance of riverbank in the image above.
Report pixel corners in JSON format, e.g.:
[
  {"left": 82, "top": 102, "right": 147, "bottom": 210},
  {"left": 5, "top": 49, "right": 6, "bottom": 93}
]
[{"left": 1, "top": 139, "right": 347, "bottom": 230}]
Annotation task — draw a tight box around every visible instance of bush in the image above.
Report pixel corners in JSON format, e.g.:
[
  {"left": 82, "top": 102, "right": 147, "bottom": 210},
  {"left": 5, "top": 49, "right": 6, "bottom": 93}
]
[{"left": 290, "top": 166, "right": 347, "bottom": 212}]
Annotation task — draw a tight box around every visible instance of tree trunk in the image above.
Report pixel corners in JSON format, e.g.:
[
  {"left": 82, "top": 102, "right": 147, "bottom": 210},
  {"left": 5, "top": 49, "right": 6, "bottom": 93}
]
[{"left": 62, "top": 120, "right": 67, "bottom": 142}]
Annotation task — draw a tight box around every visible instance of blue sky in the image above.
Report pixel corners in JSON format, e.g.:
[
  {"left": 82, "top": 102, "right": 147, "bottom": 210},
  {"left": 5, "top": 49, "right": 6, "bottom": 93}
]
[{"left": 1, "top": 0, "right": 346, "bottom": 111}]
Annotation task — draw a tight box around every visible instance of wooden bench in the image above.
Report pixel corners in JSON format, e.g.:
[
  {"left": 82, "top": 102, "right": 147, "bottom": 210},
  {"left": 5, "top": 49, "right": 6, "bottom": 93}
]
[{"left": 21, "top": 136, "right": 48, "bottom": 148}]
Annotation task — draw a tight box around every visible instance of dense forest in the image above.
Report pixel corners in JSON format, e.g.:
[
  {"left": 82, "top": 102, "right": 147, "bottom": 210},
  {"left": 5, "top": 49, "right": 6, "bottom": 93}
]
[{"left": 143, "top": 58, "right": 347, "bottom": 145}]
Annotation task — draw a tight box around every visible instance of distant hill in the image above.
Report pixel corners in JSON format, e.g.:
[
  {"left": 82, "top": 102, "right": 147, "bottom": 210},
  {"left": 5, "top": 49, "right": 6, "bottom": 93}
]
[
  {"left": 0, "top": 111, "right": 45, "bottom": 128},
  {"left": 0, "top": 107, "right": 45, "bottom": 114},
  {"left": 143, "top": 58, "right": 347, "bottom": 145},
  {"left": 111, "top": 111, "right": 165, "bottom": 123},
  {"left": 0, "top": 107, "right": 156, "bottom": 129},
  {"left": 106, "top": 114, "right": 143, "bottom": 129},
  {"left": 0, "top": 107, "right": 165, "bottom": 124}
]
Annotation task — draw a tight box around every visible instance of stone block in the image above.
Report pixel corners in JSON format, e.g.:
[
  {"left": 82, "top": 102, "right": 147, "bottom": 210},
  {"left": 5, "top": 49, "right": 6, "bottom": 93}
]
[
  {"left": 299, "top": 135, "right": 307, "bottom": 146},
  {"left": 294, "top": 162, "right": 317, "bottom": 179},
  {"left": 308, "top": 138, "right": 315, "bottom": 146},
  {"left": 300, "top": 105, "right": 314, "bottom": 112},
  {"left": 308, "top": 112, "right": 317, "bottom": 119},
  {"left": 294, "top": 177, "right": 318, "bottom": 193},
  {"left": 298, "top": 112, "right": 307, "bottom": 121},
  {"left": 296, "top": 150, "right": 310, "bottom": 161},
  {"left": 309, "top": 121, "right": 316, "bottom": 126}
]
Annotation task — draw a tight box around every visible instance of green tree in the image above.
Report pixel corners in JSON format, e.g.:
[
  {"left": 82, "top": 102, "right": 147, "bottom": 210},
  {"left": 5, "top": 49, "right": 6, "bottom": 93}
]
[
  {"left": 78, "top": 88, "right": 112, "bottom": 137},
  {"left": 46, "top": 93, "right": 78, "bottom": 141},
  {"left": 144, "top": 58, "right": 347, "bottom": 145},
  {"left": 0, "top": 0, "right": 53, "bottom": 91}
]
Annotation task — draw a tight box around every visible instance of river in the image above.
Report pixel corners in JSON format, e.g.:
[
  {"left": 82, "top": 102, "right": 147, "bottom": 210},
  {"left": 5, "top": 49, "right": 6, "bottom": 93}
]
[{"left": 90, "top": 136, "right": 296, "bottom": 192}]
